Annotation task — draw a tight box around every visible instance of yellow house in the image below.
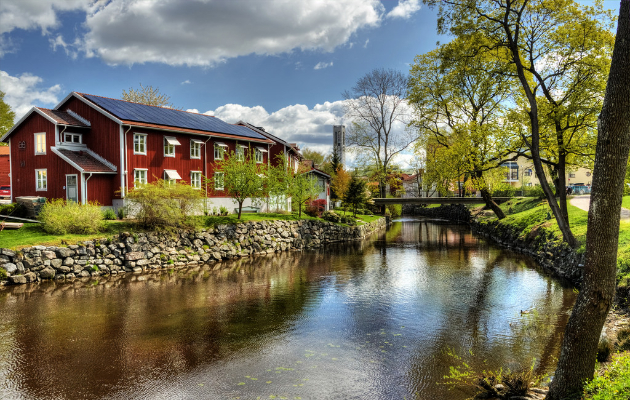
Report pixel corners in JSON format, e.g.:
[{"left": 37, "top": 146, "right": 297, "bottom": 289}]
[{"left": 503, "top": 156, "right": 593, "bottom": 188}]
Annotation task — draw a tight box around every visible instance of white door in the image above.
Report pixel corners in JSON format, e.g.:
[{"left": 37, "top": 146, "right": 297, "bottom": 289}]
[{"left": 66, "top": 175, "right": 78, "bottom": 203}]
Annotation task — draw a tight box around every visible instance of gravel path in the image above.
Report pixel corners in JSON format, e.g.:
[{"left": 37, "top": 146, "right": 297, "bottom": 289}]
[{"left": 569, "top": 195, "right": 630, "bottom": 219}]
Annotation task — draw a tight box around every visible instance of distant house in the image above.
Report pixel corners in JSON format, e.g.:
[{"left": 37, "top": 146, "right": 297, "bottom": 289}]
[
  {"left": 0, "top": 146, "right": 9, "bottom": 186},
  {"left": 0, "top": 92, "right": 275, "bottom": 211},
  {"left": 301, "top": 160, "right": 331, "bottom": 211},
  {"left": 503, "top": 156, "right": 593, "bottom": 188}
]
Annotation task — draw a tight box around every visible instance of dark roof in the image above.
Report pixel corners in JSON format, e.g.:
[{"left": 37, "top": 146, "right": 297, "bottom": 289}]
[
  {"left": 57, "top": 149, "right": 116, "bottom": 173},
  {"left": 38, "top": 108, "right": 88, "bottom": 127},
  {"left": 79, "top": 93, "right": 268, "bottom": 141}
]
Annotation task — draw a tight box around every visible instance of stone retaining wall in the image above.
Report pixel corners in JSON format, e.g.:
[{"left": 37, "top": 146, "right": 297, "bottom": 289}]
[{"left": 0, "top": 218, "right": 386, "bottom": 285}]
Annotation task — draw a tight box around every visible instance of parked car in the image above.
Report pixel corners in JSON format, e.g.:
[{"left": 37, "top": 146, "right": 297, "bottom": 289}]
[{"left": 0, "top": 185, "right": 11, "bottom": 199}]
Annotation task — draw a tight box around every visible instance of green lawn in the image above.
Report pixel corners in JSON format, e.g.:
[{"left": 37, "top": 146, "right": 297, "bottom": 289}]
[
  {"left": 0, "top": 220, "right": 141, "bottom": 250},
  {"left": 622, "top": 196, "right": 630, "bottom": 210}
]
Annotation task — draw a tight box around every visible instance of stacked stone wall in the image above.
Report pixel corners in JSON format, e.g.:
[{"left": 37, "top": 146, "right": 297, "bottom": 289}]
[{"left": 0, "top": 218, "right": 386, "bottom": 285}]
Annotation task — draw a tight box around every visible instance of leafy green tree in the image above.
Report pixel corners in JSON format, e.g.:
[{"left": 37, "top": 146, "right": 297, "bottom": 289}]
[
  {"left": 289, "top": 165, "right": 320, "bottom": 218},
  {"left": 547, "top": 1, "right": 630, "bottom": 398},
  {"left": 300, "top": 148, "right": 325, "bottom": 167},
  {"left": 344, "top": 174, "right": 368, "bottom": 216},
  {"left": 210, "top": 149, "right": 267, "bottom": 219},
  {"left": 0, "top": 91, "right": 15, "bottom": 143},
  {"left": 423, "top": 0, "right": 614, "bottom": 247},
  {"left": 122, "top": 83, "right": 180, "bottom": 109},
  {"left": 330, "top": 166, "right": 350, "bottom": 202},
  {"left": 409, "top": 36, "right": 516, "bottom": 218},
  {"left": 267, "top": 154, "right": 292, "bottom": 211}
]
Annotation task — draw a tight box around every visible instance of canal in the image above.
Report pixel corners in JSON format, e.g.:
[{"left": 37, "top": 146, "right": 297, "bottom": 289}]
[{"left": 0, "top": 217, "right": 575, "bottom": 399}]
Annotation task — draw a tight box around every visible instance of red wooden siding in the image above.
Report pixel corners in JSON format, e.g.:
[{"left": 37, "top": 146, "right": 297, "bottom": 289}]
[
  {"left": 0, "top": 148, "right": 9, "bottom": 186},
  {"left": 9, "top": 113, "right": 82, "bottom": 201},
  {"left": 86, "top": 174, "right": 115, "bottom": 206}
]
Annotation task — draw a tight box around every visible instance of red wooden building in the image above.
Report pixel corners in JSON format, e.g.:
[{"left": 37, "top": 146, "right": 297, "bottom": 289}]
[
  {"left": 0, "top": 92, "right": 275, "bottom": 212},
  {"left": 0, "top": 146, "right": 9, "bottom": 186}
]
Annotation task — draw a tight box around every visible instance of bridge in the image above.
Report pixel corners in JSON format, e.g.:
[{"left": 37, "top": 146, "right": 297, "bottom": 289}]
[{"left": 372, "top": 197, "right": 519, "bottom": 205}]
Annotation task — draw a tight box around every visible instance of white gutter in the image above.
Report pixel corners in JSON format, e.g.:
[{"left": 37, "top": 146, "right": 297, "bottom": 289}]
[
  {"left": 83, "top": 173, "right": 93, "bottom": 205},
  {"left": 8, "top": 139, "right": 12, "bottom": 203},
  {"left": 202, "top": 136, "right": 212, "bottom": 213},
  {"left": 120, "top": 125, "right": 132, "bottom": 197}
]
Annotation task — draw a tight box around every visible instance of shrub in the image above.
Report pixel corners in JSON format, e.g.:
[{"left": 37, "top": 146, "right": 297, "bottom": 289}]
[
  {"left": 102, "top": 208, "right": 117, "bottom": 220},
  {"left": 124, "top": 179, "right": 203, "bottom": 228},
  {"left": 340, "top": 215, "right": 357, "bottom": 225},
  {"left": 583, "top": 352, "right": 630, "bottom": 399},
  {"left": 39, "top": 199, "right": 104, "bottom": 234},
  {"left": 219, "top": 206, "right": 229, "bottom": 215},
  {"left": 0, "top": 267, "right": 7, "bottom": 280},
  {"left": 386, "top": 203, "right": 402, "bottom": 218},
  {"left": 305, "top": 199, "right": 327, "bottom": 217},
  {"left": 321, "top": 210, "right": 340, "bottom": 223},
  {"left": 0, "top": 202, "right": 29, "bottom": 218}
]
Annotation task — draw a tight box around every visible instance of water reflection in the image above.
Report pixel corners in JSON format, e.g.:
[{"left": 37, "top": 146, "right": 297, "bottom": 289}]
[{"left": 0, "top": 218, "right": 575, "bottom": 399}]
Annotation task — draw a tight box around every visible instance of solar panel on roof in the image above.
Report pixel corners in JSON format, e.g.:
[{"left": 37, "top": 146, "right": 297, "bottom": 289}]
[{"left": 82, "top": 94, "right": 267, "bottom": 140}]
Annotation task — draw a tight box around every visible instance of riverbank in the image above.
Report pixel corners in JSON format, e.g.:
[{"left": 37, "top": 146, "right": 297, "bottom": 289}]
[
  {"left": 407, "top": 199, "right": 630, "bottom": 398},
  {"left": 0, "top": 217, "right": 387, "bottom": 286}
]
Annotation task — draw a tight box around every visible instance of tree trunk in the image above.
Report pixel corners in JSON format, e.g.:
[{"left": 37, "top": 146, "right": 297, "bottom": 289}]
[
  {"left": 555, "top": 134, "right": 570, "bottom": 225},
  {"left": 547, "top": 2, "right": 630, "bottom": 398},
  {"left": 480, "top": 188, "right": 506, "bottom": 219},
  {"left": 238, "top": 201, "right": 243, "bottom": 219}
]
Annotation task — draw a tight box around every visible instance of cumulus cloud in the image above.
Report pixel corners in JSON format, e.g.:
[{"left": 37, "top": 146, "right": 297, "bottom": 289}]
[
  {"left": 181, "top": 80, "right": 191, "bottom": 85},
  {"left": 80, "top": 0, "right": 384, "bottom": 66},
  {"left": 386, "top": 0, "right": 421, "bottom": 20},
  {"left": 0, "top": 70, "right": 62, "bottom": 118},
  {"left": 0, "top": 0, "right": 86, "bottom": 55},
  {"left": 314, "top": 61, "right": 333, "bottom": 70},
  {"left": 206, "top": 99, "right": 415, "bottom": 168}
]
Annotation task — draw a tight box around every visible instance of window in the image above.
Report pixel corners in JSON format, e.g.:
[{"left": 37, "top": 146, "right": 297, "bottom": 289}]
[
  {"left": 214, "top": 143, "right": 227, "bottom": 159},
  {"left": 586, "top": 172, "right": 592, "bottom": 177},
  {"left": 255, "top": 147, "right": 264, "bottom": 163},
  {"left": 134, "top": 134, "right": 147, "bottom": 155},
  {"left": 164, "top": 169, "right": 181, "bottom": 186},
  {"left": 34, "top": 132, "right": 46, "bottom": 155},
  {"left": 36, "top": 169, "right": 47, "bottom": 191},
  {"left": 64, "top": 133, "right": 82, "bottom": 144},
  {"left": 214, "top": 172, "right": 224, "bottom": 190},
  {"left": 190, "top": 140, "right": 201, "bottom": 159},
  {"left": 236, "top": 145, "right": 245, "bottom": 161},
  {"left": 134, "top": 169, "right": 147, "bottom": 187},
  {"left": 524, "top": 168, "right": 533, "bottom": 177},
  {"left": 164, "top": 136, "right": 180, "bottom": 157},
  {"left": 503, "top": 161, "right": 518, "bottom": 181},
  {"left": 569, "top": 173, "right": 576, "bottom": 178},
  {"left": 191, "top": 171, "right": 202, "bottom": 189}
]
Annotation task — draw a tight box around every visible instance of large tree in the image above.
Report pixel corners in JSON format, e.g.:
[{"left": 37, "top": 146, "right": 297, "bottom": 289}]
[
  {"left": 0, "top": 91, "right": 15, "bottom": 143},
  {"left": 343, "top": 68, "right": 414, "bottom": 200},
  {"left": 409, "top": 36, "right": 516, "bottom": 218},
  {"left": 300, "top": 148, "right": 326, "bottom": 167},
  {"left": 211, "top": 149, "right": 267, "bottom": 219},
  {"left": 425, "top": 0, "right": 615, "bottom": 247},
  {"left": 547, "top": 1, "right": 630, "bottom": 398},
  {"left": 122, "top": 83, "right": 179, "bottom": 109}
]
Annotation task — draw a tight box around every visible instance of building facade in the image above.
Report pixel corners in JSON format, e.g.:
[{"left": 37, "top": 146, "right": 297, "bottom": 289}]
[
  {"left": 504, "top": 156, "right": 593, "bottom": 188},
  {"left": 1, "top": 92, "right": 276, "bottom": 212}
]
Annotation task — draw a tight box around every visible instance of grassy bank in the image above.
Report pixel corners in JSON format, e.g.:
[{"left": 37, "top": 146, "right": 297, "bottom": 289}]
[
  {"left": 478, "top": 197, "right": 630, "bottom": 282},
  {"left": 0, "top": 211, "right": 381, "bottom": 250}
]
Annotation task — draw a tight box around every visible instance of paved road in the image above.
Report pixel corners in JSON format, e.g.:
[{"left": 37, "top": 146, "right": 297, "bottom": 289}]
[{"left": 570, "top": 195, "right": 630, "bottom": 219}]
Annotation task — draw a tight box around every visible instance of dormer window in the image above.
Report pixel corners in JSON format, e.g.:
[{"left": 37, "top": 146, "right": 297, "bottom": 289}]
[{"left": 64, "top": 133, "right": 82, "bottom": 144}]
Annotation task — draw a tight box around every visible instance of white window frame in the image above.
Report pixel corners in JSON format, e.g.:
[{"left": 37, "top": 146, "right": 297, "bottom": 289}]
[
  {"left": 164, "top": 169, "right": 181, "bottom": 186},
  {"left": 236, "top": 144, "right": 245, "bottom": 161},
  {"left": 34, "top": 132, "right": 46, "bottom": 155},
  {"left": 63, "top": 133, "right": 82, "bottom": 144},
  {"left": 214, "top": 143, "right": 226, "bottom": 160},
  {"left": 255, "top": 148, "right": 263, "bottom": 163},
  {"left": 134, "top": 133, "right": 147, "bottom": 155},
  {"left": 190, "top": 140, "right": 201, "bottom": 159},
  {"left": 164, "top": 136, "right": 178, "bottom": 157},
  {"left": 214, "top": 172, "right": 224, "bottom": 191},
  {"left": 134, "top": 169, "right": 148, "bottom": 187},
  {"left": 569, "top": 172, "right": 576, "bottom": 178},
  {"left": 190, "top": 171, "right": 202, "bottom": 189},
  {"left": 35, "top": 169, "right": 47, "bottom": 191}
]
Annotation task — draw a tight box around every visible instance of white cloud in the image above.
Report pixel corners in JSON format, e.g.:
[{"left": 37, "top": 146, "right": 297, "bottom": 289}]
[
  {"left": 364, "top": 39, "right": 370, "bottom": 48},
  {"left": 0, "top": 0, "right": 86, "bottom": 55},
  {"left": 181, "top": 80, "right": 191, "bottom": 85},
  {"left": 0, "top": 70, "right": 62, "bottom": 119},
  {"left": 386, "top": 0, "right": 421, "bottom": 20},
  {"left": 80, "top": 0, "right": 384, "bottom": 66},
  {"left": 314, "top": 61, "right": 333, "bottom": 70}
]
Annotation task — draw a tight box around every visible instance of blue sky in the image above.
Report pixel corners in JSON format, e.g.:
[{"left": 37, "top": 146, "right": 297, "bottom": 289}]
[{"left": 0, "top": 0, "right": 622, "bottom": 165}]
